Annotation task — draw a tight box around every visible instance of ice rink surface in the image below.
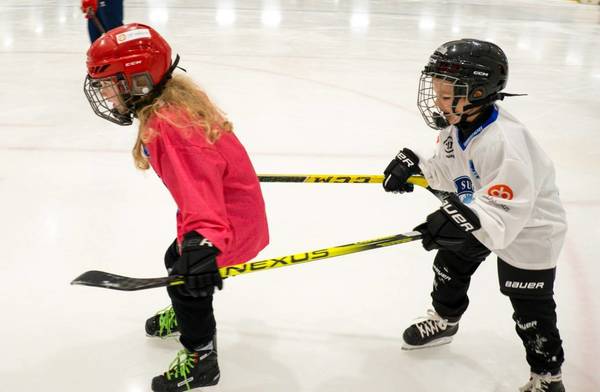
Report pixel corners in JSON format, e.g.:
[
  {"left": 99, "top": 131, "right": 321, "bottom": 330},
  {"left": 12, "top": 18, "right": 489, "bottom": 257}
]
[{"left": 0, "top": 0, "right": 599, "bottom": 391}]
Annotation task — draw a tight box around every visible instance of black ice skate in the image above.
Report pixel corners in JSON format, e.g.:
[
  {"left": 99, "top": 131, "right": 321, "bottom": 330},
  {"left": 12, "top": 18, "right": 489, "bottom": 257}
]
[
  {"left": 152, "top": 339, "right": 220, "bottom": 392},
  {"left": 146, "top": 306, "right": 180, "bottom": 338},
  {"left": 402, "top": 309, "right": 459, "bottom": 350},
  {"left": 519, "top": 372, "right": 565, "bottom": 392}
]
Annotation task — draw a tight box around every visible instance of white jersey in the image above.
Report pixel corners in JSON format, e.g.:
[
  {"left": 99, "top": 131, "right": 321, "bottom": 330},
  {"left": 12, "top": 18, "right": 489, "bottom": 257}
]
[{"left": 417, "top": 105, "right": 567, "bottom": 270}]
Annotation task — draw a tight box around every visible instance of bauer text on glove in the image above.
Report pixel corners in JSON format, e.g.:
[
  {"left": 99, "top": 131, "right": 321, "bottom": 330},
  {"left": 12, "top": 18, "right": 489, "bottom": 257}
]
[
  {"left": 414, "top": 193, "right": 481, "bottom": 251},
  {"left": 383, "top": 148, "right": 421, "bottom": 193}
]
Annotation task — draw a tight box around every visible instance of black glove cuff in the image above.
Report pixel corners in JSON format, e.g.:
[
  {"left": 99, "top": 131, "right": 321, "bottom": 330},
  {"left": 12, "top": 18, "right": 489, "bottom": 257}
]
[
  {"left": 186, "top": 273, "right": 224, "bottom": 290},
  {"left": 182, "top": 231, "right": 220, "bottom": 255},
  {"left": 439, "top": 194, "right": 481, "bottom": 233}
]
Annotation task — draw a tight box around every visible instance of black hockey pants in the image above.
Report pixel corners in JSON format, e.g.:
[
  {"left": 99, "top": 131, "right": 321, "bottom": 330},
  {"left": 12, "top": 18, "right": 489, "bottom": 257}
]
[
  {"left": 165, "top": 254, "right": 216, "bottom": 352},
  {"left": 431, "top": 235, "right": 564, "bottom": 374}
]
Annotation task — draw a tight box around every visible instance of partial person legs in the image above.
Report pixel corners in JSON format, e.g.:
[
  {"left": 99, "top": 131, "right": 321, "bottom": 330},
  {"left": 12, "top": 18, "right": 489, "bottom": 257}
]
[
  {"left": 403, "top": 235, "right": 490, "bottom": 349},
  {"left": 87, "top": 0, "right": 124, "bottom": 42},
  {"left": 498, "top": 259, "right": 565, "bottom": 392},
  {"left": 148, "top": 240, "right": 221, "bottom": 392}
]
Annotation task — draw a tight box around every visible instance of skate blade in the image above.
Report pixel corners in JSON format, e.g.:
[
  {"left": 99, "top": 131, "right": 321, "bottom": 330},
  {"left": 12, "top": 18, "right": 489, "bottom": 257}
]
[{"left": 402, "top": 336, "right": 453, "bottom": 350}]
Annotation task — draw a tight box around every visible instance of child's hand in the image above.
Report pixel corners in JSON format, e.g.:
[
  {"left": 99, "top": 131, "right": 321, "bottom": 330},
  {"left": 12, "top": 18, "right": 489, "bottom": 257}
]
[
  {"left": 383, "top": 148, "right": 421, "bottom": 193},
  {"left": 81, "top": 0, "right": 98, "bottom": 18},
  {"left": 414, "top": 193, "right": 481, "bottom": 252},
  {"left": 170, "top": 232, "right": 223, "bottom": 297}
]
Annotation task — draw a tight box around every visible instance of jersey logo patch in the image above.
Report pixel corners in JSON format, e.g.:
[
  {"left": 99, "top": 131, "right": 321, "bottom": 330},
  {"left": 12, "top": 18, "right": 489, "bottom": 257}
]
[
  {"left": 487, "top": 184, "right": 514, "bottom": 200},
  {"left": 443, "top": 136, "right": 454, "bottom": 158},
  {"left": 453, "top": 176, "right": 474, "bottom": 204}
]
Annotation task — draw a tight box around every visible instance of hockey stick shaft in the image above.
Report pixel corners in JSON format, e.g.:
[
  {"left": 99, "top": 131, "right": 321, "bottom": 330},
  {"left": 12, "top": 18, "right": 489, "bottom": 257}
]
[
  {"left": 71, "top": 231, "right": 422, "bottom": 291},
  {"left": 258, "top": 174, "right": 449, "bottom": 201},
  {"left": 258, "top": 174, "right": 424, "bottom": 186},
  {"left": 217, "top": 231, "right": 421, "bottom": 279},
  {"left": 86, "top": 7, "right": 106, "bottom": 34}
]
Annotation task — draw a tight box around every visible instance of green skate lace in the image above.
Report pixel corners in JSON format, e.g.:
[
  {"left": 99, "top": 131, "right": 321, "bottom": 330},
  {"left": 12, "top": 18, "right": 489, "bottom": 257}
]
[
  {"left": 157, "top": 306, "right": 178, "bottom": 336},
  {"left": 165, "top": 349, "right": 197, "bottom": 388}
]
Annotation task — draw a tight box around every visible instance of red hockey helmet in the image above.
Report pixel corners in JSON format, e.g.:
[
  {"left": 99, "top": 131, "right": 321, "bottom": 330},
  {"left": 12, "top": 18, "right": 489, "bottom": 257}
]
[{"left": 84, "top": 23, "right": 176, "bottom": 125}]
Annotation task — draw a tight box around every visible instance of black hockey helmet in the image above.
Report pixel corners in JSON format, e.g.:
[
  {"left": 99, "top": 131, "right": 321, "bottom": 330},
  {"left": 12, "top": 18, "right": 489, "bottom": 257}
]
[{"left": 418, "top": 39, "right": 521, "bottom": 130}]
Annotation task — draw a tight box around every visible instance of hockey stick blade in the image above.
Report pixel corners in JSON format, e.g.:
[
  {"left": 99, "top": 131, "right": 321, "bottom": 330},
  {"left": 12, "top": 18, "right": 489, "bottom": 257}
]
[
  {"left": 71, "top": 231, "right": 422, "bottom": 291},
  {"left": 71, "top": 270, "right": 182, "bottom": 291}
]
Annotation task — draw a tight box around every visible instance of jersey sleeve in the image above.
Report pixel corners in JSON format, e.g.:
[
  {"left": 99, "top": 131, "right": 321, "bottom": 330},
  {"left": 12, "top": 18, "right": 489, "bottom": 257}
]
[
  {"left": 417, "top": 143, "right": 457, "bottom": 193},
  {"left": 159, "top": 143, "right": 233, "bottom": 254},
  {"left": 469, "top": 141, "right": 536, "bottom": 250}
]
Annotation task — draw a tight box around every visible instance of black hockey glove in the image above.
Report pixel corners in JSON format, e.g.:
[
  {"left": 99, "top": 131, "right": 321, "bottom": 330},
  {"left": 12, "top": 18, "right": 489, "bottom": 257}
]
[
  {"left": 169, "top": 232, "right": 223, "bottom": 298},
  {"left": 414, "top": 193, "right": 481, "bottom": 252},
  {"left": 383, "top": 148, "right": 421, "bottom": 193}
]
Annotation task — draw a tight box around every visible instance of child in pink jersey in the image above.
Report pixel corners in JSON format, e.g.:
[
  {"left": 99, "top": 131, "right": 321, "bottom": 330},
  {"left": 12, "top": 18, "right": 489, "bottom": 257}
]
[{"left": 83, "top": 23, "right": 269, "bottom": 392}]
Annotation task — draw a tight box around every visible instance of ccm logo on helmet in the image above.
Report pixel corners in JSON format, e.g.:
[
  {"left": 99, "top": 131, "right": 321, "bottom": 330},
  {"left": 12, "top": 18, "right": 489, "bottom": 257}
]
[
  {"left": 441, "top": 200, "right": 477, "bottom": 232},
  {"left": 125, "top": 60, "right": 142, "bottom": 67}
]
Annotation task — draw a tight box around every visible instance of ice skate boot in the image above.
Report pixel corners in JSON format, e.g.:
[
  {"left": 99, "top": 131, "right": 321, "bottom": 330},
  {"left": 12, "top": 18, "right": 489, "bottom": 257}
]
[
  {"left": 402, "top": 309, "right": 459, "bottom": 350},
  {"left": 519, "top": 372, "right": 565, "bottom": 392},
  {"left": 151, "top": 339, "right": 220, "bottom": 391},
  {"left": 146, "top": 306, "right": 180, "bottom": 338}
]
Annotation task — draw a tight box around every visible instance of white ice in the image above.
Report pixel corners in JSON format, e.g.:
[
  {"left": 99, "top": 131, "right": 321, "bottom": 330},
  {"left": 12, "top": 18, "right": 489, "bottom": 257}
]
[{"left": 0, "top": 1, "right": 599, "bottom": 391}]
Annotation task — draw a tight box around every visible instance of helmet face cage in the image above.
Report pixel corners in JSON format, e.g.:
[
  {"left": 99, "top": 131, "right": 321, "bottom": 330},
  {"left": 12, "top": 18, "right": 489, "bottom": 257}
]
[
  {"left": 83, "top": 72, "right": 156, "bottom": 126},
  {"left": 417, "top": 72, "right": 469, "bottom": 130}
]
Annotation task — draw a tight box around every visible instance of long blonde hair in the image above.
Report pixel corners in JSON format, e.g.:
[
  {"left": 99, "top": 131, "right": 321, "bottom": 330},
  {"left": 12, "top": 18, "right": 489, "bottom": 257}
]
[{"left": 133, "top": 74, "right": 233, "bottom": 170}]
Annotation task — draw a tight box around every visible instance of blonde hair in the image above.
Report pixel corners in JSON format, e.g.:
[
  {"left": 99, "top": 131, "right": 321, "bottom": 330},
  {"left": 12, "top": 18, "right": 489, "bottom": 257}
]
[{"left": 133, "top": 74, "right": 233, "bottom": 170}]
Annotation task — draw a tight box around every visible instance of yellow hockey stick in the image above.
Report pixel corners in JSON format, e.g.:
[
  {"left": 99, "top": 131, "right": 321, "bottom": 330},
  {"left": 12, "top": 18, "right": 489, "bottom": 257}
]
[
  {"left": 258, "top": 174, "right": 428, "bottom": 188},
  {"left": 71, "top": 176, "right": 448, "bottom": 291},
  {"left": 258, "top": 174, "right": 448, "bottom": 201},
  {"left": 71, "top": 231, "right": 422, "bottom": 291}
]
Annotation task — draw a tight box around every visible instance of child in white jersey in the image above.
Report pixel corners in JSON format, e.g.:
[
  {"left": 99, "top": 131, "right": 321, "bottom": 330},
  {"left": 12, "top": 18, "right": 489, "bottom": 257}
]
[{"left": 382, "top": 39, "right": 567, "bottom": 392}]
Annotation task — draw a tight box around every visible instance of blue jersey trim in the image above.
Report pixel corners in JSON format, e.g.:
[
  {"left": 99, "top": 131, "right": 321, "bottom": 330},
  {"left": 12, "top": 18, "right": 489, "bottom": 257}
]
[
  {"left": 468, "top": 159, "right": 480, "bottom": 179},
  {"left": 457, "top": 105, "right": 499, "bottom": 151}
]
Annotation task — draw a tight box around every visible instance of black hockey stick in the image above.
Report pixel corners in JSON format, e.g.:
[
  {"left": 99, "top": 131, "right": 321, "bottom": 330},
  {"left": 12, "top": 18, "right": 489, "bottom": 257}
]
[{"left": 71, "top": 231, "right": 422, "bottom": 291}]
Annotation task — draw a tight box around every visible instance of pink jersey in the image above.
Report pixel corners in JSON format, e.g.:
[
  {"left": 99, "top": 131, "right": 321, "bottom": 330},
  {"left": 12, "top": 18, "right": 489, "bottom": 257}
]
[{"left": 144, "top": 110, "right": 269, "bottom": 267}]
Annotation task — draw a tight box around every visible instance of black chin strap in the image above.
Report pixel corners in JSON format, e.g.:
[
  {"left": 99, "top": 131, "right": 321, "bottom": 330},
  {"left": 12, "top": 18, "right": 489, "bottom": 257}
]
[
  {"left": 441, "top": 95, "right": 481, "bottom": 128},
  {"left": 434, "top": 91, "right": 526, "bottom": 129},
  {"left": 110, "top": 109, "right": 133, "bottom": 126},
  {"left": 435, "top": 96, "right": 466, "bottom": 128},
  {"left": 457, "top": 105, "right": 493, "bottom": 132},
  {"left": 154, "top": 54, "right": 184, "bottom": 95},
  {"left": 459, "top": 104, "right": 489, "bottom": 124},
  {"left": 458, "top": 91, "right": 527, "bottom": 124},
  {"left": 463, "top": 92, "right": 527, "bottom": 111},
  {"left": 432, "top": 112, "right": 449, "bottom": 128}
]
